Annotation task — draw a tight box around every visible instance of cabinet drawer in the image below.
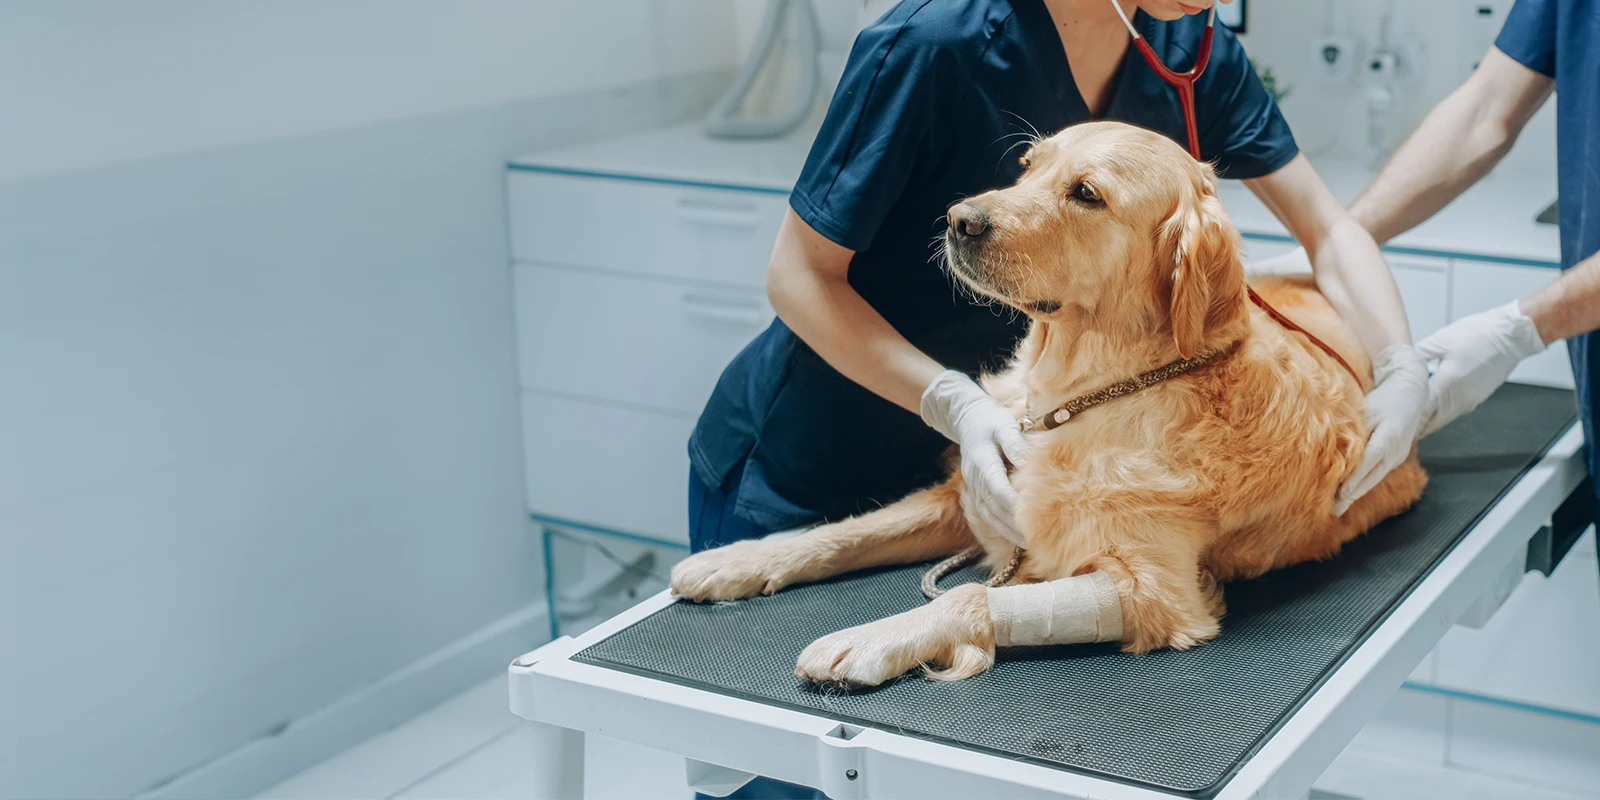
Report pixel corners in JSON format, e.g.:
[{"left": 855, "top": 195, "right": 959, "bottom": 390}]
[
  {"left": 1388, "top": 255, "right": 1450, "bottom": 343},
  {"left": 1450, "top": 261, "right": 1572, "bottom": 388},
  {"left": 508, "top": 171, "right": 787, "bottom": 288},
  {"left": 514, "top": 264, "right": 772, "bottom": 416},
  {"left": 522, "top": 392, "right": 691, "bottom": 544}
]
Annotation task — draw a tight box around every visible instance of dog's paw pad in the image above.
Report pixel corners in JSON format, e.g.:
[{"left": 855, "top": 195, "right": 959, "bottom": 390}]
[
  {"left": 794, "top": 631, "right": 904, "bottom": 687},
  {"left": 667, "top": 543, "right": 791, "bottom": 603}
]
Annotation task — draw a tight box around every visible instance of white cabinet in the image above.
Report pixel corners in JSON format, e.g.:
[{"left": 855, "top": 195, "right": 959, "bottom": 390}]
[
  {"left": 521, "top": 393, "right": 696, "bottom": 542},
  {"left": 1240, "top": 238, "right": 1451, "bottom": 344},
  {"left": 1450, "top": 260, "right": 1573, "bottom": 388},
  {"left": 514, "top": 264, "right": 772, "bottom": 417},
  {"left": 507, "top": 171, "right": 787, "bottom": 288},
  {"left": 507, "top": 149, "right": 793, "bottom": 544},
  {"left": 1387, "top": 255, "right": 1450, "bottom": 344}
]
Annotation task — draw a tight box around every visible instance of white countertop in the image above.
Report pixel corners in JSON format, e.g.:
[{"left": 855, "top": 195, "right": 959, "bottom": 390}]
[
  {"left": 1214, "top": 158, "right": 1560, "bottom": 267},
  {"left": 512, "top": 123, "right": 1561, "bottom": 267},
  {"left": 511, "top": 121, "right": 815, "bottom": 194}
]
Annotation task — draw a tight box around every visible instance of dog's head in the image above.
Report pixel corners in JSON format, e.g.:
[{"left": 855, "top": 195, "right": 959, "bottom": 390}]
[{"left": 943, "top": 121, "right": 1244, "bottom": 358}]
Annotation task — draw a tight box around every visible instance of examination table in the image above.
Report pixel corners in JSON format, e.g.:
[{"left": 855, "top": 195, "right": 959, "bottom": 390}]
[{"left": 509, "top": 384, "right": 1590, "bottom": 799}]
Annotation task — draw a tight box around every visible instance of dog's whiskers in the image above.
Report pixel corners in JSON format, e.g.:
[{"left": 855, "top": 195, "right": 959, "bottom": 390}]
[
  {"left": 991, "top": 130, "right": 1039, "bottom": 144},
  {"left": 999, "top": 137, "right": 1036, "bottom": 165},
  {"left": 1001, "top": 110, "right": 1044, "bottom": 144}
]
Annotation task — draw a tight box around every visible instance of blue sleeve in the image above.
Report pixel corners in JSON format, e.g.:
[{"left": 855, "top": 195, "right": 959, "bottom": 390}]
[
  {"left": 789, "top": 8, "right": 960, "bottom": 252},
  {"left": 1494, "top": 0, "right": 1557, "bottom": 77},
  {"left": 1194, "top": 25, "right": 1299, "bottom": 180}
]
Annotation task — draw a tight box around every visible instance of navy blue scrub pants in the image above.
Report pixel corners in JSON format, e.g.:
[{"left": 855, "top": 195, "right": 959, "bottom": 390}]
[{"left": 689, "top": 463, "right": 827, "bottom": 800}]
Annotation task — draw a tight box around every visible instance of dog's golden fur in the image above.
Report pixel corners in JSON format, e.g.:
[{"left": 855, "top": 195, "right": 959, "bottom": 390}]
[{"left": 671, "top": 121, "right": 1426, "bottom": 686}]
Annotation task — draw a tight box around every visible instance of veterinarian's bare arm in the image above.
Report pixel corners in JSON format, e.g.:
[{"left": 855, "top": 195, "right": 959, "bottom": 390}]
[
  {"left": 1246, "top": 155, "right": 1414, "bottom": 354},
  {"left": 766, "top": 209, "right": 945, "bottom": 413},
  {"left": 1349, "top": 48, "right": 1553, "bottom": 246},
  {"left": 1523, "top": 251, "right": 1600, "bottom": 344}
]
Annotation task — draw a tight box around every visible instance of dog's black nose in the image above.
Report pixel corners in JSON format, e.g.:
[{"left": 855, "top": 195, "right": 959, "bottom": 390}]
[{"left": 948, "top": 202, "right": 989, "bottom": 239}]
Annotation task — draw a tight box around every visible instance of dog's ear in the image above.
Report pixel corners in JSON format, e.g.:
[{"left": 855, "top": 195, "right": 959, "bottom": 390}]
[{"left": 1159, "top": 176, "right": 1240, "bottom": 359}]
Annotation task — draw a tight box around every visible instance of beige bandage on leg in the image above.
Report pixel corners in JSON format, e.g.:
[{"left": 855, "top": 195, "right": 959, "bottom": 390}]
[{"left": 987, "top": 572, "right": 1124, "bottom": 647}]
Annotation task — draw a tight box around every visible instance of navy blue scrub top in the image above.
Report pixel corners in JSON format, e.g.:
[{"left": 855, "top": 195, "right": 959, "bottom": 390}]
[
  {"left": 690, "top": 0, "right": 1299, "bottom": 531},
  {"left": 1496, "top": 0, "right": 1600, "bottom": 504}
]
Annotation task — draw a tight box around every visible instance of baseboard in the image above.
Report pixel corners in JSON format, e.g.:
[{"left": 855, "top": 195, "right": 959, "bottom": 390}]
[{"left": 137, "top": 602, "right": 550, "bottom": 800}]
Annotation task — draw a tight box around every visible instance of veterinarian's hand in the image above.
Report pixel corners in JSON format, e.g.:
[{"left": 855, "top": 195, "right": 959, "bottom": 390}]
[
  {"left": 1243, "top": 246, "right": 1313, "bottom": 278},
  {"left": 920, "top": 370, "right": 1028, "bottom": 548},
  {"left": 1416, "top": 301, "right": 1547, "bottom": 438},
  {"left": 1335, "top": 345, "right": 1430, "bottom": 516}
]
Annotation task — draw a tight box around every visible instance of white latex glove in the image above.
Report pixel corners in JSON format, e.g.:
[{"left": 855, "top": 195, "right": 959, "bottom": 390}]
[
  {"left": 1335, "top": 345, "right": 1430, "bottom": 516},
  {"left": 1243, "top": 246, "right": 1313, "bottom": 278},
  {"left": 920, "top": 370, "right": 1029, "bottom": 548},
  {"left": 1416, "top": 300, "right": 1547, "bottom": 438}
]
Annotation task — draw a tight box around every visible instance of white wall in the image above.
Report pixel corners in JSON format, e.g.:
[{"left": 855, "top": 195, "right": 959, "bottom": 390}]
[
  {"left": 0, "top": 0, "right": 736, "bottom": 181},
  {"left": 0, "top": 2, "right": 738, "bottom": 799},
  {"left": 1237, "top": 0, "right": 1557, "bottom": 171}
]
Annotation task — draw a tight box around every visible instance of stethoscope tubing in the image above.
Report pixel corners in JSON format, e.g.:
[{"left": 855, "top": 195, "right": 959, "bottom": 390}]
[{"left": 1111, "top": 2, "right": 1217, "bottom": 159}]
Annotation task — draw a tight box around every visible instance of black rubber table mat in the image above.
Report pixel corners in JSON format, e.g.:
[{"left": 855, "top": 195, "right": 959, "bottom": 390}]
[{"left": 577, "top": 384, "right": 1578, "bottom": 797}]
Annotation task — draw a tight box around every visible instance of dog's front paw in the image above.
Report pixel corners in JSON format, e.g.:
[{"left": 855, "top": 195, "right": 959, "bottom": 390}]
[
  {"left": 796, "top": 588, "right": 996, "bottom": 687},
  {"left": 795, "top": 621, "right": 922, "bottom": 687},
  {"left": 795, "top": 612, "right": 991, "bottom": 687},
  {"left": 670, "top": 539, "right": 795, "bottom": 602}
]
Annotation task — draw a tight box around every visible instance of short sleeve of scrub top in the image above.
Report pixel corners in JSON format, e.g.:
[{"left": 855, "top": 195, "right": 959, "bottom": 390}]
[
  {"left": 1192, "top": 25, "right": 1299, "bottom": 179},
  {"left": 788, "top": 12, "right": 965, "bottom": 253},
  {"left": 1495, "top": 0, "right": 1558, "bottom": 76}
]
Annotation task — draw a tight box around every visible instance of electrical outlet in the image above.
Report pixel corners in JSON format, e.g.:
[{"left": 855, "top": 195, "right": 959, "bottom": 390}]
[{"left": 1310, "top": 34, "right": 1360, "bottom": 84}]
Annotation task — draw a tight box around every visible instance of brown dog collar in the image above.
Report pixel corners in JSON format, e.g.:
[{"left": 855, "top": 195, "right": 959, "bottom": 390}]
[{"left": 1021, "top": 343, "right": 1237, "bottom": 432}]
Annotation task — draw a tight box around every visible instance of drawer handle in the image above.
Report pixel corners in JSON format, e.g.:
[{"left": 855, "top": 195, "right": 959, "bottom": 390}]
[
  {"left": 674, "top": 198, "right": 762, "bottom": 229},
  {"left": 681, "top": 294, "right": 768, "bottom": 327}
]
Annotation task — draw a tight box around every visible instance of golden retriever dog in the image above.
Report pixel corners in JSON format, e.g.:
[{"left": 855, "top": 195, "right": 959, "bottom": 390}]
[{"left": 671, "top": 121, "right": 1427, "bottom": 687}]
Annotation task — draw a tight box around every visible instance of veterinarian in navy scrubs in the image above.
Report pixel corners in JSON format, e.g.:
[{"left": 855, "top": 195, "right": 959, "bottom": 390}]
[{"left": 688, "top": 2, "right": 1424, "bottom": 793}]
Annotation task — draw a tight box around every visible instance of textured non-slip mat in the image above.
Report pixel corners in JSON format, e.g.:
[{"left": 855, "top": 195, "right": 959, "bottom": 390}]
[{"left": 577, "top": 384, "right": 1577, "bottom": 797}]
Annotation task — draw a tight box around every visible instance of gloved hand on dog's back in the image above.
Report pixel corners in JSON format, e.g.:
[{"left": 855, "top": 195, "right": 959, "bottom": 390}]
[
  {"left": 1240, "top": 248, "right": 1432, "bottom": 517},
  {"left": 920, "top": 370, "right": 1029, "bottom": 548},
  {"left": 1335, "top": 344, "right": 1430, "bottom": 516}
]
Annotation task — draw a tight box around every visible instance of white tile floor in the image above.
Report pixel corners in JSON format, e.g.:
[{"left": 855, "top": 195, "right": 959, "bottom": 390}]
[
  {"left": 257, "top": 672, "right": 1599, "bottom": 800},
  {"left": 253, "top": 672, "right": 691, "bottom": 800}
]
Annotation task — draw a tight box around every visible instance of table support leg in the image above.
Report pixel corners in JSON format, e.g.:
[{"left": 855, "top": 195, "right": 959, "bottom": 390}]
[
  {"left": 541, "top": 524, "right": 561, "bottom": 641},
  {"left": 685, "top": 758, "right": 757, "bottom": 797},
  {"left": 525, "top": 720, "right": 585, "bottom": 799}
]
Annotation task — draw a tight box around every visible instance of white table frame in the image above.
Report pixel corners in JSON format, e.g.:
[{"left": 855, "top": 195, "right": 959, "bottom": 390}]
[{"left": 510, "top": 423, "right": 1586, "bottom": 800}]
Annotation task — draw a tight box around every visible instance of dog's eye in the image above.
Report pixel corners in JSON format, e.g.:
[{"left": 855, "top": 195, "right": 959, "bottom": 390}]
[{"left": 1072, "top": 181, "right": 1102, "bottom": 205}]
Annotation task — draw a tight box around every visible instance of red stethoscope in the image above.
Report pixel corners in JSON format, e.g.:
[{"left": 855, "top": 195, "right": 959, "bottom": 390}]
[
  {"left": 1110, "top": 1, "right": 1363, "bottom": 384},
  {"left": 1111, "top": 2, "right": 1215, "bottom": 161}
]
